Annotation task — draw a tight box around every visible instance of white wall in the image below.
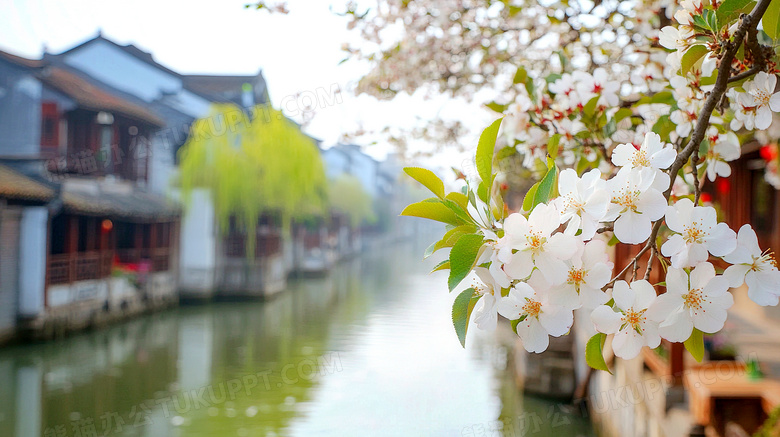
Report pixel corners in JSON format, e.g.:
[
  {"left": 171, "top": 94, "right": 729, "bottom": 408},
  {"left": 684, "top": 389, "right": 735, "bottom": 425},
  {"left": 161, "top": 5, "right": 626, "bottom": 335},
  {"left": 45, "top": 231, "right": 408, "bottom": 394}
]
[
  {"left": 179, "top": 189, "right": 216, "bottom": 294},
  {"left": 18, "top": 207, "right": 48, "bottom": 318},
  {"left": 148, "top": 135, "right": 175, "bottom": 194}
]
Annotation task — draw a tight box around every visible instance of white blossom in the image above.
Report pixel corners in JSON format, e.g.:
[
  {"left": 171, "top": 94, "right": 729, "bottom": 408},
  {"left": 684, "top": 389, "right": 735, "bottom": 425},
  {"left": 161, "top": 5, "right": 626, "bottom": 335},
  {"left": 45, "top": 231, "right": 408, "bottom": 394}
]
[
  {"left": 611, "top": 132, "right": 677, "bottom": 190},
  {"left": 647, "top": 263, "right": 733, "bottom": 342},
  {"left": 659, "top": 26, "right": 694, "bottom": 52},
  {"left": 478, "top": 229, "right": 513, "bottom": 289},
  {"left": 705, "top": 131, "right": 741, "bottom": 181},
  {"left": 604, "top": 168, "right": 668, "bottom": 244},
  {"left": 503, "top": 204, "right": 579, "bottom": 284},
  {"left": 734, "top": 72, "right": 780, "bottom": 130},
  {"left": 661, "top": 198, "right": 737, "bottom": 268},
  {"left": 555, "top": 239, "right": 614, "bottom": 308},
  {"left": 498, "top": 271, "right": 577, "bottom": 353},
  {"left": 723, "top": 224, "right": 780, "bottom": 306},
  {"left": 471, "top": 267, "right": 505, "bottom": 331},
  {"left": 555, "top": 168, "right": 610, "bottom": 240},
  {"left": 591, "top": 280, "right": 662, "bottom": 359}
]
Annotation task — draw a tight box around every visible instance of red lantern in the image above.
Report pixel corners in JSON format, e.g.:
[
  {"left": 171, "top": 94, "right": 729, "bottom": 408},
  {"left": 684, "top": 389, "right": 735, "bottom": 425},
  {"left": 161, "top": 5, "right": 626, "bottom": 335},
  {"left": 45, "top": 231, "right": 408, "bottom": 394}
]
[
  {"left": 716, "top": 177, "right": 730, "bottom": 195},
  {"left": 760, "top": 144, "right": 777, "bottom": 162},
  {"left": 101, "top": 219, "right": 113, "bottom": 232}
]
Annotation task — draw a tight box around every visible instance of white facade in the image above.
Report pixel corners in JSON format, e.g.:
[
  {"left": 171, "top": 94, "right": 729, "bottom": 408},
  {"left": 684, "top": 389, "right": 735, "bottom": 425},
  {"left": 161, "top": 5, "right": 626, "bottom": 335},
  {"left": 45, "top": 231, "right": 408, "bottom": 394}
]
[
  {"left": 18, "top": 207, "right": 48, "bottom": 318},
  {"left": 321, "top": 144, "right": 379, "bottom": 197},
  {"left": 178, "top": 188, "right": 217, "bottom": 298}
]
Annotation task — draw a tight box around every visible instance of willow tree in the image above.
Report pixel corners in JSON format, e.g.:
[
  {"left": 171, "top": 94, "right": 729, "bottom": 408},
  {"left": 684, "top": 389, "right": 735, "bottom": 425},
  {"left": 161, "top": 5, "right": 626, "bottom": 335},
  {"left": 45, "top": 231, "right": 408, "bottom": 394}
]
[
  {"left": 178, "top": 103, "right": 328, "bottom": 256},
  {"left": 328, "top": 174, "right": 377, "bottom": 228}
]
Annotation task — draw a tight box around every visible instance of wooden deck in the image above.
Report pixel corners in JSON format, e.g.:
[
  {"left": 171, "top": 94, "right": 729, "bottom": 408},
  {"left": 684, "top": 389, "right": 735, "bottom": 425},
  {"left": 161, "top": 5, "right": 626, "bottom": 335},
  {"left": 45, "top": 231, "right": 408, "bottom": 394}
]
[{"left": 684, "top": 365, "right": 780, "bottom": 427}]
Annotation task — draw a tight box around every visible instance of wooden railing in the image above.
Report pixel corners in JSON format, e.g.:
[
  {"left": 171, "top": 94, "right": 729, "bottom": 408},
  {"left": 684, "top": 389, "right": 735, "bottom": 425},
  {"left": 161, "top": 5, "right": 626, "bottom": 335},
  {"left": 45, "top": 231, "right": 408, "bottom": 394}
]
[
  {"left": 224, "top": 232, "right": 282, "bottom": 258},
  {"left": 47, "top": 251, "right": 114, "bottom": 285},
  {"left": 116, "top": 248, "right": 171, "bottom": 272},
  {"left": 150, "top": 248, "right": 170, "bottom": 272}
]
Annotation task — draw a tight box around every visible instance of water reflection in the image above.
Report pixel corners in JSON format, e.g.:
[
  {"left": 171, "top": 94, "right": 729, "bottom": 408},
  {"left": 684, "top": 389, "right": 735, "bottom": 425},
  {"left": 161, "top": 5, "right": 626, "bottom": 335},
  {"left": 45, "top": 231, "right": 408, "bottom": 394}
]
[{"left": 0, "top": 241, "right": 593, "bottom": 436}]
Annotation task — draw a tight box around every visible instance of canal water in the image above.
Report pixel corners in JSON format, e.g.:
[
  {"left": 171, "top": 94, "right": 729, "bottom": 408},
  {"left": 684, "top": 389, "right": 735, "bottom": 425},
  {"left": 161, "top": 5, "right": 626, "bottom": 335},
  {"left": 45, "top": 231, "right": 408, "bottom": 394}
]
[{"left": 0, "top": 240, "right": 594, "bottom": 437}]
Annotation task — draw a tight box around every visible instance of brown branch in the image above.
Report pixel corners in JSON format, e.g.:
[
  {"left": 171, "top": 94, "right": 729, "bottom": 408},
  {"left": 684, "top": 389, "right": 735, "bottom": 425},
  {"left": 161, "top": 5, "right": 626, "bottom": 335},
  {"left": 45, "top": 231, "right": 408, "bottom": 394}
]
[
  {"left": 727, "top": 19, "right": 769, "bottom": 84},
  {"left": 644, "top": 245, "right": 658, "bottom": 281},
  {"left": 692, "top": 148, "right": 702, "bottom": 205}
]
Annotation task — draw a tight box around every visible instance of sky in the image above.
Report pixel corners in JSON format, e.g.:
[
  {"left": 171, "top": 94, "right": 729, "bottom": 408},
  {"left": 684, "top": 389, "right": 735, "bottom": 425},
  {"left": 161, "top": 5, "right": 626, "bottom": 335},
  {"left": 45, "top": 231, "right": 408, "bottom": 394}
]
[{"left": 0, "top": 0, "right": 492, "bottom": 168}]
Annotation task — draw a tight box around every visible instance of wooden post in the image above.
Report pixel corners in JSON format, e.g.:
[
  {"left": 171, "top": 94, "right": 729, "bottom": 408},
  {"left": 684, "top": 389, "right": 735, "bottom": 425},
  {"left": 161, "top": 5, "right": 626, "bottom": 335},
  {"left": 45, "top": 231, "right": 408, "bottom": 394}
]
[
  {"left": 670, "top": 342, "right": 685, "bottom": 386},
  {"left": 66, "top": 215, "right": 78, "bottom": 283},
  {"left": 149, "top": 222, "right": 157, "bottom": 271}
]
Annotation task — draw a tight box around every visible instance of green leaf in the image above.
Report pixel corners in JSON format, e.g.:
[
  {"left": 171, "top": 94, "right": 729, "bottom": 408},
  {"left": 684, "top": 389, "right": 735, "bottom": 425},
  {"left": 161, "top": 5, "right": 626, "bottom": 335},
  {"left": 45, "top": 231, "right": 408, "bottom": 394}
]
[
  {"left": 547, "top": 133, "right": 562, "bottom": 160},
  {"left": 651, "top": 91, "right": 675, "bottom": 104},
  {"left": 477, "top": 181, "right": 490, "bottom": 205},
  {"left": 513, "top": 66, "right": 528, "bottom": 84},
  {"left": 684, "top": 328, "right": 705, "bottom": 362},
  {"left": 614, "top": 107, "right": 633, "bottom": 123},
  {"left": 533, "top": 158, "right": 558, "bottom": 207},
  {"left": 425, "top": 224, "right": 478, "bottom": 258},
  {"left": 680, "top": 45, "right": 709, "bottom": 76},
  {"left": 400, "top": 199, "right": 461, "bottom": 225},
  {"left": 486, "top": 101, "right": 509, "bottom": 113},
  {"left": 404, "top": 167, "right": 446, "bottom": 199},
  {"left": 452, "top": 288, "right": 480, "bottom": 347},
  {"left": 522, "top": 183, "right": 539, "bottom": 212},
  {"left": 583, "top": 96, "right": 600, "bottom": 117},
  {"left": 586, "top": 333, "right": 612, "bottom": 373},
  {"left": 442, "top": 198, "right": 474, "bottom": 225},
  {"left": 448, "top": 234, "right": 484, "bottom": 292},
  {"left": 602, "top": 117, "right": 617, "bottom": 138},
  {"left": 431, "top": 259, "right": 450, "bottom": 273},
  {"left": 764, "top": 0, "right": 780, "bottom": 39},
  {"left": 476, "top": 118, "right": 503, "bottom": 187},
  {"left": 445, "top": 191, "right": 469, "bottom": 210},
  {"left": 716, "top": 0, "right": 755, "bottom": 29},
  {"left": 652, "top": 115, "right": 676, "bottom": 140},
  {"left": 424, "top": 240, "right": 438, "bottom": 259},
  {"left": 511, "top": 318, "right": 521, "bottom": 334}
]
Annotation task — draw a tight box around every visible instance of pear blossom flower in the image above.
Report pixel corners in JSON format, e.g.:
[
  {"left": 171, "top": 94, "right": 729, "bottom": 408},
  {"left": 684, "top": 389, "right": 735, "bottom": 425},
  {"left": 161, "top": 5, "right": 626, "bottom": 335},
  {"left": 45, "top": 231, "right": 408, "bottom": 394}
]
[
  {"left": 555, "top": 239, "right": 614, "bottom": 308},
  {"left": 735, "top": 72, "right": 780, "bottom": 130},
  {"left": 591, "top": 280, "right": 662, "bottom": 359},
  {"left": 498, "top": 271, "right": 578, "bottom": 353},
  {"left": 604, "top": 168, "right": 668, "bottom": 245},
  {"left": 555, "top": 168, "right": 610, "bottom": 240},
  {"left": 723, "top": 224, "right": 780, "bottom": 306},
  {"left": 471, "top": 267, "right": 505, "bottom": 331},
  {"left": 674, "top": 0, "right": 702, "bottom": 27},
  {"left": 549, "top": 73, "right": 582, "bottom": 108},
  {"left": 658, "top": 26, "right": 694, "bottom": 52},
  {"left": 478, "top": 229, "right": 513, "bottom": 289},
  {"left": 503, "top": 203, "right": 579, "bottom": 284},
  {"left": 611, "top": 132, "right": 677, "bottom": 190},
  {"left": 661, "top": 198, "right": 737, "bottom": 268},
  {"left": 575, "top": 68, "right": 620, "bottom": 107},
  {"left": 647, "top": 263, "right": 734, "bottom": 342},
  {"left": 705, "top": 131, "right": 741, "bottom": 181}
]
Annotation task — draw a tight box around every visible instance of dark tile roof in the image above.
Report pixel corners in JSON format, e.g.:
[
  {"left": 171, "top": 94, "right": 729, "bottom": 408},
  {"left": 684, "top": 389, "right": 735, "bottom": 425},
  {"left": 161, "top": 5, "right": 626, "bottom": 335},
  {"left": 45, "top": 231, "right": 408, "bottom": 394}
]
[
  {"left": 62, "top": 184, "right": 180, "bottom": 220},
  {"left": 183, "top": 74, "right": 268, "bottom": 105},
  {"left": 0, "top": 164, "right": 55, "bottom": 202},
  {"left": 0, "top": 48, "right": 43, "bottom": 69},
  {"left": 56, "top": 34, "right": 182, "bottom": 78},
  {"left": 37, "top": 67, "right": 165, "bottom": 127}
]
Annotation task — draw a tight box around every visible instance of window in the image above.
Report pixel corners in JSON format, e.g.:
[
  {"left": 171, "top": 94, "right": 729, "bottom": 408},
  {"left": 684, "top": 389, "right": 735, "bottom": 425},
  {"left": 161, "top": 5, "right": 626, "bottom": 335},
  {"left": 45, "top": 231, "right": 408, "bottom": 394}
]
[{"left": 40, "top": 102, "right": 59, "bottom": 152}]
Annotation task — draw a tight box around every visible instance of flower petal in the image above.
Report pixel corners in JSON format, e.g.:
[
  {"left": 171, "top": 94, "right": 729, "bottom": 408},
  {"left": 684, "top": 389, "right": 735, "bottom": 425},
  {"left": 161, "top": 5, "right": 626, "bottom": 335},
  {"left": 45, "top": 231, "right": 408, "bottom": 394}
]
[
  {"left": 591, "top": 305, "right": 622, "bottom": 334},
  {"left": 516, "top": 318, "right": 550, "bottom": 353}
]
